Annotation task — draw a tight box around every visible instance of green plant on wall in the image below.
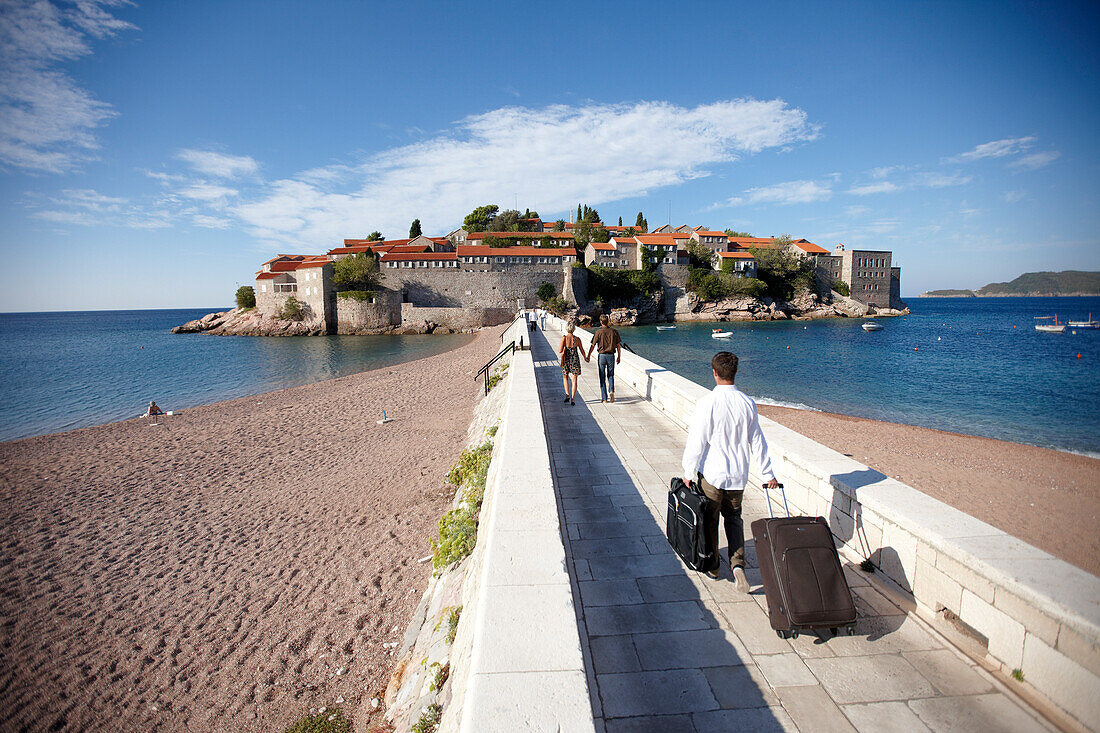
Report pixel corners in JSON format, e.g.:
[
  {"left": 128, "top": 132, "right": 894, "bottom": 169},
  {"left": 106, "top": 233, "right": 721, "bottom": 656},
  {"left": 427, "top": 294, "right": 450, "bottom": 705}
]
[{"left": 278, "top": 295, "right": 306, "bottom": 321}]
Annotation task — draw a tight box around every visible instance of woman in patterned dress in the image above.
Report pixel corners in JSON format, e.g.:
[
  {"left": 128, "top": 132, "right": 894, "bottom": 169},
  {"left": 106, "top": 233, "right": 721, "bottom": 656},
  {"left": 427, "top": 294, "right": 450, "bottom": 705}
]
[{"left": 558, "top": 322, "right": 587, "bottom": 406}]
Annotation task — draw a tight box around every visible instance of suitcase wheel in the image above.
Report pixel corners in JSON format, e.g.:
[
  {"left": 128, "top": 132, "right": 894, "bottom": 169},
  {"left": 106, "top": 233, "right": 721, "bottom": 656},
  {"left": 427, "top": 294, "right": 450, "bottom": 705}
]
[{"left": 776, "top": 630, "right": 796, "bottom": 640}]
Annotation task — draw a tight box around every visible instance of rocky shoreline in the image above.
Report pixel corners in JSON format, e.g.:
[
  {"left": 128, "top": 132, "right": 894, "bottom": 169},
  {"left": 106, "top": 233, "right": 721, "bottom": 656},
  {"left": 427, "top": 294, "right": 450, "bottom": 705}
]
[
  {"left": 584, "top": 288, "right": 909, "bottom": 327},
  {"left": 171, "top": 308, "right": 478, "bottom": 336}
]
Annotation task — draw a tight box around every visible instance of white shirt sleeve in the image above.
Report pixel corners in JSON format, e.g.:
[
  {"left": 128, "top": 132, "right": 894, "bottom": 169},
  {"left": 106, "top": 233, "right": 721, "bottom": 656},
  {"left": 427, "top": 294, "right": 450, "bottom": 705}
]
[
  {"left": 748, "top": 404, "right": 776, "bottom": 480},
  {"left": 681, "top": 394, "right": 712, "bottom": 480}
]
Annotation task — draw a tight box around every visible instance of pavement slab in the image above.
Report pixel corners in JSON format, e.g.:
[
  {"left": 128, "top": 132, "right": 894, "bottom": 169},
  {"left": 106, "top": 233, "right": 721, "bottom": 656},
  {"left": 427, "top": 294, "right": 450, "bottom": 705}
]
[{"left": 526, "top": 324, "right": 1053, "bottom": 733}]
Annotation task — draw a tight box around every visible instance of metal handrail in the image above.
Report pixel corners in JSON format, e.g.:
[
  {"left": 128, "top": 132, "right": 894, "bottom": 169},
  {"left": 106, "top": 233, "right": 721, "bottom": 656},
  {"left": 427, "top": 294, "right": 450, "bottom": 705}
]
[
  {"left": 476, "top": 341, "right": 516, "bottom": 395},
  {"left": 622, "top": 342, "right": 636, "bottom": 354}
]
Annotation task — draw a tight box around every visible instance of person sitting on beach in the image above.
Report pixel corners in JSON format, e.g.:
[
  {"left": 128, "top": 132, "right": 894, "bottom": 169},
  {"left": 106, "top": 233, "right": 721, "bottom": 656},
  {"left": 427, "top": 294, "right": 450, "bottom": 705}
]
[
  {"left": 146, "top": 401, "right": 166, "bottom": 425},
  {"left": 680, "top": 352, "right": 779, "bottom": 589}
]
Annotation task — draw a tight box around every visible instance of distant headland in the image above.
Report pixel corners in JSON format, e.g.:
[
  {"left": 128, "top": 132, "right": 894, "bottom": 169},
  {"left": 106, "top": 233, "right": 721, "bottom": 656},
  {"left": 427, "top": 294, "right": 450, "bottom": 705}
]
[{"left": 920, "top": 270, "right": 1100, "bottom": 298}]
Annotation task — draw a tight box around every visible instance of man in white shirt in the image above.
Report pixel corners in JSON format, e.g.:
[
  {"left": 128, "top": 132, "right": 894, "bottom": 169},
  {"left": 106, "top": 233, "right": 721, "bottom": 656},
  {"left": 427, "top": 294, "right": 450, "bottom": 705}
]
[{"left": 680, "top": 352, "right": 779, "bottom": 591}]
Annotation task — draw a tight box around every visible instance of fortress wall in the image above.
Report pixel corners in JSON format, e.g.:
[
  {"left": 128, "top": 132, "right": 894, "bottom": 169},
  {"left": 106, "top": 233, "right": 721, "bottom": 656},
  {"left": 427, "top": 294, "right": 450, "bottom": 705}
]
[
  {"left": 400, "top": 304, "right": 513, "bottom": 331},
  {"left": 382, "top": 267, "right": 568, "bottom": 311},
  {"left": 545, "top": 313, "right": 1100, "bottom": 731},
  {"left": 334, "top": 295, "right": 401, "bottom": 333}
]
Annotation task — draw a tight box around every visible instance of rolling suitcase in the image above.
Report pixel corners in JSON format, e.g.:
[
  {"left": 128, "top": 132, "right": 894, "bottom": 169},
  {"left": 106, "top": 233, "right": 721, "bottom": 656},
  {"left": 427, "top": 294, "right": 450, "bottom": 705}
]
[
  {"left": 750, "top": 484, "right": 857, "bottom": 639},
  {"left": 666, "top": 478, "right": 718, "bottom": 573}
]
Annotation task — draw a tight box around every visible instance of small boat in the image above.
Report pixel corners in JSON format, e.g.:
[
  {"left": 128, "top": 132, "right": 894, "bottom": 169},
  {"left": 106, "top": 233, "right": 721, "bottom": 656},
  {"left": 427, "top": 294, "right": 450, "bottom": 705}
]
[
  {"left": 1068, "top": 313, "right": 1099, "bottom": 329},
  {"left": 656, "top": 325, "right": 676, "bottom": 331},
  {"left": 1035, "top": 316, "right": 1066, "bottom": 333},
  {"left": 711, "top": 331, "right": 733, "bottom": 339},
  {"left": 862, "top": 322, "right": 884, "bottom": 332}
]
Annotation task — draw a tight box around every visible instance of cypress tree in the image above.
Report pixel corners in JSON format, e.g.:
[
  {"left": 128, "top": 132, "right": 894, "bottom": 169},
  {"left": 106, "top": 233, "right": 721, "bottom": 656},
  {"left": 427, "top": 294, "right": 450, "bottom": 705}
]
[
  {"left": 635, "top": 211, "right": 645, "bottom": 228},
  {"left": 409, "top": 219, "right": 422, "bottom": 237},
  {"left": 618, "top": 216, "right": 623, "bottom": 226}
]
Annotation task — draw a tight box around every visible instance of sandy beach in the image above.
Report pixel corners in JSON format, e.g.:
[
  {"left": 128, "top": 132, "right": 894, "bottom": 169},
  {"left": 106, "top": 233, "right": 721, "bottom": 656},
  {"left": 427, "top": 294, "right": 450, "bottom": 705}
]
[
  {"left": 759, "top": 405, "right": 1100, "bottom": 576},
  {"left": 2, "top": 324, "right": 1097, "bottom": 733},
  {"left": 0, "top": 326, "right": 503, "bottom": 733}
]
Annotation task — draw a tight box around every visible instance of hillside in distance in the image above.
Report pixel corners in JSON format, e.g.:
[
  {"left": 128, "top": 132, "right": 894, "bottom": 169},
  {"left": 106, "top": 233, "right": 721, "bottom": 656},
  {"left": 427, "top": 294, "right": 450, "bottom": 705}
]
[{"left": 921, "top": 271, "right": 1100, "bottom": 297}]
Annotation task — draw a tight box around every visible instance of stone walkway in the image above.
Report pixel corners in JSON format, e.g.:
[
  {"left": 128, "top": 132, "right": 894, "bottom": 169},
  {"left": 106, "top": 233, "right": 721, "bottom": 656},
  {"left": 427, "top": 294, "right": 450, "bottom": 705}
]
[{"left": 530, "top": 325, "right": 1054, "bottom": 733}]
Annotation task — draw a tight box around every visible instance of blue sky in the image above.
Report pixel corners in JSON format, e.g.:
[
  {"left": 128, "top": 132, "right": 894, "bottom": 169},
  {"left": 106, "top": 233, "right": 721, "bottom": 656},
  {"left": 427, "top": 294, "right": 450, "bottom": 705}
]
[{"left": 1, "top": 0, "right": 1097, "bottom": 310}]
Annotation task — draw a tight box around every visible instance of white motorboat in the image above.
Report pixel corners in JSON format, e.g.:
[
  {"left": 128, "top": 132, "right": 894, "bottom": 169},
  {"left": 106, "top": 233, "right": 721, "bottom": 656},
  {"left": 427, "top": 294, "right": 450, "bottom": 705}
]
[
  {"left": 862, "top": 322, "right": 884, "bottom": 332},
  {"left": 711, "top": 331, "right": 733, "bottom": 339},
  {"left": 1067, "top": 313, "right": 1099, "bottom": 329},
  {"left": 656, "top": 325, "right": 676, "bottom": 331},
  {"left": 1035, "top": 316, "right": 1066, "bottom": 333}
]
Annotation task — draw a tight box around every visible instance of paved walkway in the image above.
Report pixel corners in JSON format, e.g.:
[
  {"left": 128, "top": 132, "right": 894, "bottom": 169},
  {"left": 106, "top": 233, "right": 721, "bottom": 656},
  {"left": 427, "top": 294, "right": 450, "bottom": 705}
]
[{"left": 530, "top": 325, "right": 1054, "bottom": 733}]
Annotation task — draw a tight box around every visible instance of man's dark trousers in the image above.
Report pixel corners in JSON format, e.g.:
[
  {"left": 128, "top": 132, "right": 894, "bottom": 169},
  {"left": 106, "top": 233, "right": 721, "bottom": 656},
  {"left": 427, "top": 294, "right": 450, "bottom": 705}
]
[
  {"left": 597, "top": 353, "right": 615, "bottom": 400},
  {"left": 699, "top": 474, "right": 745, "bottom": 569}
]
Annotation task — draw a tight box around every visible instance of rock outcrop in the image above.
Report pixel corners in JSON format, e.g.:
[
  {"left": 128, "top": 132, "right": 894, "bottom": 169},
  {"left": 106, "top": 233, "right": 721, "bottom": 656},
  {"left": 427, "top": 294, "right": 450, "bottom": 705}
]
[{"left": 171, "top": 308, "right": 327, "bottom": 336}]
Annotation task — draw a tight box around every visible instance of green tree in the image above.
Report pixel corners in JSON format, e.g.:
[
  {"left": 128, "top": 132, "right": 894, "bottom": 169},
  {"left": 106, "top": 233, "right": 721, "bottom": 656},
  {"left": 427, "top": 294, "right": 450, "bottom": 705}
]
[
  {"left": 576, "top": 204, "right": 582, "bottom": 223},
  {"left": 725, "top": 229, "right": 752, "bottom": 237},
  {"left": 536, "top": 282, "right": 557, "bottom": 302},
  {"left": 367, "top": 231, "right": 383, "bottom": 241},
  {"left": 591, "top": 226, "right": 611, "bottom": 244},
  {"left": 278, "top": 295, "right": 305, "bottom": 321},
  {"left": 640, "top": 245, "right": 659, "bottom": 273},
  {"left": 492, "top": 209, "right": 522, "bottom": 231},
  {"left": 235, "top": 285, "right": 256, "bottom": 309},
  {"left": 409, "top": 219, "right": 422, "bottom": 237},
  {"left": 749, "top": 236, "right": 817, "bottom": 300},
  {"left": 552, "top": 219, "right": 566, "bottom": 231},
  {"left": 635, "top": 212, "right": 647, "bottom": 232},
  {"left": 833, "top": 280, "right": 850, "bottom": 296},
  {"left": 685, "top": 240, "right": 716, "bottom": 270},
  {"left": 332, "top": 253, "right": 381, "bottom": 291},
  {"left": 618, "top": 216, "right": 623, "bottom": 226},
  {"left": 583, "top": 206, "right": 600, "bottom": 223},
  {"left": 463, "top": 204, "right": 499, "bottom": 232},
  {"left": 573, "top": 220, "right": 593, "bottom": 247}
]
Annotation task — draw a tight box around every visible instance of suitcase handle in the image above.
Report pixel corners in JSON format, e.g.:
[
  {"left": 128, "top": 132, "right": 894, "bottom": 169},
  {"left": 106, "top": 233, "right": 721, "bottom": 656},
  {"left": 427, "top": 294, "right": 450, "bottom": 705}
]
[{"left": 763, "top": 482, "right": 789, "bottom": 518}]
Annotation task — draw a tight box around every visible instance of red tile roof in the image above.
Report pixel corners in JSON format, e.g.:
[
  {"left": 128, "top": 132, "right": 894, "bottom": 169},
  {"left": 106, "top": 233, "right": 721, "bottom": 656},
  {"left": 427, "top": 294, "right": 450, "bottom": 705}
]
[
  {"left": 466, "top": 231, "right": 574, "bottom": 240},
  {"left": 790, "top": 239, "right": 830, "bottom": 254},
  {"left": 256, "top": 272, "right": 279, "bottom": 280},
  {"left": 457, "top": 245, "right": 576, "bottom": 257},
  {"left": 589, "top": 243, "right": 617, "bottom": 251},
  {"left": 636, "top": 234, "right": 678, "bottom": 245},
  {"left": 693, "top": 230, "right": 727, "bottom": 237},
  {"left": 717, "top": 251, "right": 755, "bottom": 259},
  {"left": 380, "top": 251, "right": 457, "bottom": 262},
  {"left": 728, "top": 237, "right": 778, "bottom": 248}
]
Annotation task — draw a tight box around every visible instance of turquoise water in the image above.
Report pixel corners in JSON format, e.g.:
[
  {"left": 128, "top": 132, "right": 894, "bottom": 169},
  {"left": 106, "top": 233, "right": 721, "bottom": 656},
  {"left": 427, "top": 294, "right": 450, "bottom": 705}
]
[
  {"left": 617, "top": 297, "right": 1100, "bottom": 455},
  {"left": 0, "top": 309, "right": 472, "bottom": 442}
]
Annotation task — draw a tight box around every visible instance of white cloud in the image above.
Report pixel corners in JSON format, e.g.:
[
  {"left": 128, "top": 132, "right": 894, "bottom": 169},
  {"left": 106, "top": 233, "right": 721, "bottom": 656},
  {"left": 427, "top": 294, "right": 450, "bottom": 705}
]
[
  {"left": 1002, "top": 190, "right": 1026, "bottom": 203},
  {"left": 717, "top": 179, "right": 832, "bottom": 208},
  {"left": 223, "top": 99, "right": 818, "bottom": 247},
  {"left": 28, "top": 187, "right": 171, "bottom": 229},
  {"left": 950, "top": 136, "right": 1036, "bottom": 163},
  {"left": 917, "top": 172, "right": 972, "bottom": 188},
  {"left": 847, "top": 181, "right": 900, "bottom": 196},
  {"left": 0, "top": 0, "right": 136, "bottom": 173},
  {"left": 844, "top": 205, "right": 870, "bottom": 217},
  {"left": 179, "top": 183, "right": 238, "bottom": 202},
  {"left": 1009, "top": 151, "right": 1060, "bottom": 170},
  {"left": 176, "top": 149, "right": 259, "bottom": 178},
  {"left": 871, "top": 165, "right": 900, "bottom": 179}
]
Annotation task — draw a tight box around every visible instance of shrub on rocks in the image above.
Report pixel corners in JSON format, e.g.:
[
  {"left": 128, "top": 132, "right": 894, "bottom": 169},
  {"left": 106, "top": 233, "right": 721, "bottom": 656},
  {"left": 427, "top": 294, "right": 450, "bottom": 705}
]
[{"left": 235, "top": 285, "right": 256, "bottom": 309}]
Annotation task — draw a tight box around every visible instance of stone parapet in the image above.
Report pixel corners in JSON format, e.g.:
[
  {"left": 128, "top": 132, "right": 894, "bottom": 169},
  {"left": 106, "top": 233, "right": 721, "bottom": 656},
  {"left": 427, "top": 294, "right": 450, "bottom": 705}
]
[
  {"left": 441, "top": 314, "right": 595, "bottom": 732},
  {"left": 544, "top": 313, "right": 1100, "bottom": 731}
]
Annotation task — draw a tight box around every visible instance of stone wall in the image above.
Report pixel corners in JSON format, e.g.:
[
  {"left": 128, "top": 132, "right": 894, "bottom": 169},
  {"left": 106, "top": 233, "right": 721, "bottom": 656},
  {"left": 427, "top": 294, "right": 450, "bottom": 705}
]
[
  {"left": 334, "top": 293, "right": 401, "bottom": 334},
  {"left": 562, "top": 264, "right": 588, "bottom": 307},
  {"left": 400, "top": 304, "right": 513, "bottom": 331},
  {"left": 383, "top": 266, "right": 569, "bottom": 311}
]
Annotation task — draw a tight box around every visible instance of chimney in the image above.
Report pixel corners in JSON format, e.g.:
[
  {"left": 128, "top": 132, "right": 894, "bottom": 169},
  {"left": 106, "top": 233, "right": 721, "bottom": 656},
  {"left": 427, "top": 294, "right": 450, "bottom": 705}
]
[{"left": 835, "top": 243, "right": 845, "bottom": 255}]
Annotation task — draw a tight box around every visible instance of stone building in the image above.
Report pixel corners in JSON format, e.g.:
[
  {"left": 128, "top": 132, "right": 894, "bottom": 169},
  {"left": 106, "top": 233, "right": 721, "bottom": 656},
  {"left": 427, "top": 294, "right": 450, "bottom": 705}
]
[
  {"left": 255, "top": 255, "right": 334, "bottom": 329},
  {"left": 832, "top": 244, "right": 894, "bottom": 308},
  {"left": 714, "top": 251, "right": 756, "bottom": 277}
]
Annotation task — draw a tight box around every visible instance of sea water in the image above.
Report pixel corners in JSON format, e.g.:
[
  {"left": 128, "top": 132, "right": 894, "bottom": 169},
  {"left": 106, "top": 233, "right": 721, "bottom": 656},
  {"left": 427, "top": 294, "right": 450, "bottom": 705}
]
[
  {"left": 617, "top": 296, "right": 1100, "bottom": 455},
  {"left": 0, "top": 309, "right": 472, "bottom": 442}
]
